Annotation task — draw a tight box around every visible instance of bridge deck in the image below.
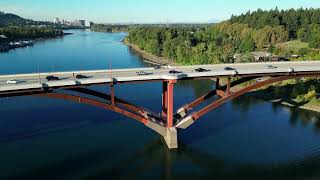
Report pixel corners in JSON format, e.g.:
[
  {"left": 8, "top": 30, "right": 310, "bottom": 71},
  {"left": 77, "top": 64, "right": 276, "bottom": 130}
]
[{"left": 1, "top": 61, "right": 320, "bottom": 94}]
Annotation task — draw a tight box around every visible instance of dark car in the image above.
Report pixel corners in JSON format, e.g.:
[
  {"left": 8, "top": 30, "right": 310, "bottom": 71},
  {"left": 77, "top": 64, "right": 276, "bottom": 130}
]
[
  {"left": 76, "top": 74, "right": 89, "bottom": 79},
  {"left": 46, "top": 75, "right": 59, "bottom": 81},
  {"left": 169, "top": 70, "right": 182, "bottom": 74},
  {"left": 267, "top": 65, "right": 277, "bottom": 69},
  {"left": 195, "top": 68, "right": 211, "bottom": 72},
  {"left": 224, "top": 67, "right": 236, "bottom": 71}
]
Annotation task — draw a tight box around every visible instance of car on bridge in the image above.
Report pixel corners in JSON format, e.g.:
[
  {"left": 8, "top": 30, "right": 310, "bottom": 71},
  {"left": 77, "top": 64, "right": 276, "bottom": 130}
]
[
  {"left": 224, "top": 67, "right": 236, "bottom": 71},
  {"left": 195, "top": 68, "right": 211, "bottom": 72},
  {"left": 267, "top": 65, "right": 278, "bottom": 69},
  {"left": 169, "top": 70, "right": 182, "bottom": 74},
  {"left": 75, "top": 74, "right": 89, "bottom": 79},
  {"left": 136, "top": 71, "right": 153, "bottom": 76},
  {"left": 46, "top": 76, "right": 59, "bottom": 81},
  {"left": 6, "top": 79, "right": 21, "bottom": 84}
]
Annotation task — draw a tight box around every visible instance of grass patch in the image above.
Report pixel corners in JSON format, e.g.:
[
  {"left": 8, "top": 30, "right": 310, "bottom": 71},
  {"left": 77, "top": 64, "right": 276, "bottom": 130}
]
[{"left": 277, "top": 40, "right": 309, "bottom": 52}]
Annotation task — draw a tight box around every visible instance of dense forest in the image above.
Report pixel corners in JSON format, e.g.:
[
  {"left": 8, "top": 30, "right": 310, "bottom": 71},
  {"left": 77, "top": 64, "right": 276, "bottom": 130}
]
[
  {"left": 126, "top": 8, "right": 320, "bottom": 65},
  {"left": 0, "top": 26, "right": 64, "bottom": 40},
  {"left": 90, "top": 23, "right": 212, "bottom": 33},
  {"left": 230, "top": 8, "right": 320, "bottom": 48},
  {"left": 90, "top": 24, "right": 129, "bottom": 32}
]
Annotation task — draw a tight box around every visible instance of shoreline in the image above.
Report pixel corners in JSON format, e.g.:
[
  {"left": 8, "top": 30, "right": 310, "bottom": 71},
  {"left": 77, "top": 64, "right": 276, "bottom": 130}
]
[
  {"left": 123, "top": 40, "right": 320, "bottom": 113},
  {"left": 249, "top": 92, "right": 320, "bottom": 113},
  {"left": 123, "top": 39, "right": 178, "bottom": 66}
]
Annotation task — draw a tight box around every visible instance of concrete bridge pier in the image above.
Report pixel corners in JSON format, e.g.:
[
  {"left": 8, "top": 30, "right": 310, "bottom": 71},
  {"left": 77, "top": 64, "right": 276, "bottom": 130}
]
[{"left": 164, "top": 127, "right": 178, "bottom": 149}]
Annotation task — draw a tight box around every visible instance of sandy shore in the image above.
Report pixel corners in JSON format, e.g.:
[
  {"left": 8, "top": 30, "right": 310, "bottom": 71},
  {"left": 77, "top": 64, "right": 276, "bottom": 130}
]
[{"left": 123, "top": 40, "right": 178, "bottom": 66}]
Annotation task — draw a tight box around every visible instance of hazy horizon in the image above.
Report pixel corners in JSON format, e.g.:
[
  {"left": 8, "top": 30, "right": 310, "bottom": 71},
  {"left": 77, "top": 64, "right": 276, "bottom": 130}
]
[{"left": 0, "top": 0, "right": 320, "bottom": 24}]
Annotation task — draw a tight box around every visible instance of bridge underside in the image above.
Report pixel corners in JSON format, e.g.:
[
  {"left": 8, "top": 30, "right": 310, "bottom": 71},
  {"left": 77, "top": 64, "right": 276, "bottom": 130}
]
[{"left": 1, "top": 72, "right": 320, "bottom": 149}]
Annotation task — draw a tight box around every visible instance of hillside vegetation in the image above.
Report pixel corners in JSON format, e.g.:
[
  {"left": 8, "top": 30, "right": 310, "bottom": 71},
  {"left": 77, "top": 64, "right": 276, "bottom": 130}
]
[
  {"left": 126, "top": 8, "right": 320, "bottom": 64},
  {"left": 0, "top": 11, "right": 29, "bottom": 27},
  {"left": 0, "top": 12, "right": 64, "bottom": 41}
]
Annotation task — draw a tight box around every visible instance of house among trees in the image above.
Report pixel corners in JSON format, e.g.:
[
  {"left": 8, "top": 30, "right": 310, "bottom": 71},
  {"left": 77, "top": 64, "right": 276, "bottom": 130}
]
[
  {"left": 251, "top": 52, "right": 279, "bottom": 62},
  {"left": 233, "top": 52, "right": 279, "bottom": 63}
]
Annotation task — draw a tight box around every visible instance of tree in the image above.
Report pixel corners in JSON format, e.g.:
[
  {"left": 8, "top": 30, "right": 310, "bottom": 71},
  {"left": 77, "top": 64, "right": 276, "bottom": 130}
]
[
  {"left": 239, "top": 37, "right": 255, "bottom": 52},
  {"left": 309, "top": 32, "right": 320, "bottom": 49}
]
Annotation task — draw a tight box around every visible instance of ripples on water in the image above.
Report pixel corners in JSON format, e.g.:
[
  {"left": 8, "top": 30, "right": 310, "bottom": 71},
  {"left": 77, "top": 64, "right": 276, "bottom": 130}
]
[{"left": 0, "top": 30, "right": 320, "bottom": 179}]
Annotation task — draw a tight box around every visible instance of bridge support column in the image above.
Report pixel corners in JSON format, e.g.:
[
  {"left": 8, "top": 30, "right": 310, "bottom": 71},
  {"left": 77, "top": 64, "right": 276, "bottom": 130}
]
[
  {"left": 162, "top": 81, "right": 168, "bottom": 117},
  {"left": 167, "top": 80, "right": 175, "bottom": 128},
  {"left": 110, "top": 82, "right": 115, "bottom": 105},
  {"left": 226, "top": 77, "right": 231, "bottom": 95},
  {"left": 216, "top": 78, "right": 220, "bottom": 89},
  {"left": 162, "top": 80, "right": 178, "bottom": 149}
]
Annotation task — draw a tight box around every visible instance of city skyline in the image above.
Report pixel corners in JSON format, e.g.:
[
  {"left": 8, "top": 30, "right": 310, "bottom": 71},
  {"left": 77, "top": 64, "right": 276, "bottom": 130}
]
[{"left": 0, "top": 0, "right": 320, "bottom": 23}]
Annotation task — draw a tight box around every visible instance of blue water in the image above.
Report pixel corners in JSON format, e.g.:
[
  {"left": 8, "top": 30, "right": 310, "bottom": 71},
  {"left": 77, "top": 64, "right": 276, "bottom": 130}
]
[{"left": 0, "top": 29, "right": 320, "bottom": 179}]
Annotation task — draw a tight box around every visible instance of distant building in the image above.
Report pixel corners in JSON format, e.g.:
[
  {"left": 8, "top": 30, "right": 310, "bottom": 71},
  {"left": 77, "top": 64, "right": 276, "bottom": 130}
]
[
  {"left": 290, "top": 54, "right": 300, "bottom": 58},
  {"left": 72, "top": 19, "right": 85, "bottom": 27},
  {"left": 53, "top": 17, "right": 60, "bottom": 24},
  {"left": 251, "top": 52, "right": 278, "bottom": 62},
  {"left": 79, "top": 20, "right": 85, "bottom": 27},
  {"left": 233, "top": 52, "right": 279, "bottom": 63},
  {"left": 89, "top": 21, "right": 95, "bottom": 27}
]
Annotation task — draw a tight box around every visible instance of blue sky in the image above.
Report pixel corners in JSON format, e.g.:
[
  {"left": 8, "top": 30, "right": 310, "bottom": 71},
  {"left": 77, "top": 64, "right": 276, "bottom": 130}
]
[{"left": 0, "top": 0, "right": 320, "bottom": 23}]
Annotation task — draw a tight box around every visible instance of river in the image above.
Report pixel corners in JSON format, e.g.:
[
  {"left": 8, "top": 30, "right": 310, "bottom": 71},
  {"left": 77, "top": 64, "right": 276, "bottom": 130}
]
[{"left": 0, "top": 29, "right": 320, "bottom": 180}]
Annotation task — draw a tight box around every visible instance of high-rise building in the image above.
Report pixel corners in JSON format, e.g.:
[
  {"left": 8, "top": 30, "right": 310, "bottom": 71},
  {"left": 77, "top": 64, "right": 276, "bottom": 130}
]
[
  {"left": 72, "top": 20, "right": 80, "bottom": 26},
  {"left": 72, "top": 19, "right": 85, "bottom": 27},
  {"left": 79, "top": 20, "right": 85, "bottom": 27},
  {"left": 53, "top": 17, "right": 60, "bottom": 24}
]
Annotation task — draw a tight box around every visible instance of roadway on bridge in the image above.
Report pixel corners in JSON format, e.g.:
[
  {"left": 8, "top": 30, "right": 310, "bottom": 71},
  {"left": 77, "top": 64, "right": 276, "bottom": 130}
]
[{"left": 1, "top": 61, "right": 320, "bottom": 93}]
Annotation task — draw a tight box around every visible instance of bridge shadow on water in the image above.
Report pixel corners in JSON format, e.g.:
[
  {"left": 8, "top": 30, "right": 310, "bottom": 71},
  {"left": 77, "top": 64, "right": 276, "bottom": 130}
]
[
  {"left": 4, "top": 137, "right": 320, "bottom": 180},
  {"left": 233, "top": 95, "right": 320, "bottom": 133}
]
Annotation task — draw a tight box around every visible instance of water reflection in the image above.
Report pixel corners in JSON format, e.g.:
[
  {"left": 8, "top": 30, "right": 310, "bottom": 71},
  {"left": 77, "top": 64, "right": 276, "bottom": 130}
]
[
  {"left": 232, "top": 95, "right": 320, "bottom": 133},
  {"left": 5, "top": 137, "right": 320, "bottom": 180}
]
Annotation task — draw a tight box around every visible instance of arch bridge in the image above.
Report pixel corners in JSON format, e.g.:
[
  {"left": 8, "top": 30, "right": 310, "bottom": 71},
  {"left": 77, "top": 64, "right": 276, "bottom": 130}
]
[{"left": 1, "top": 61, "right": 320, "bottom": 149}]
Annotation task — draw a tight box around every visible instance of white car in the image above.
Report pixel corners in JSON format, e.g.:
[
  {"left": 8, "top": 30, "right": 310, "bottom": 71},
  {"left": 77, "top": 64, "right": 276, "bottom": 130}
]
[
  {"left": 136, "top": 71, "right": 153, "bottom": 76},
  {"left": 6, "top": 80, "right": 20, "bottom": 84}
]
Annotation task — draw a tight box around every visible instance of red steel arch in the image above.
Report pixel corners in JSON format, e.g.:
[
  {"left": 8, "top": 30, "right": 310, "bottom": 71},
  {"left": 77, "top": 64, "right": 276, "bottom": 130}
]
[
  {"left": 176, "top": 73, "right": 320, "bottom": 128},
  {"left": 38, "top": 92, "right": 150, "bottom": 125}
]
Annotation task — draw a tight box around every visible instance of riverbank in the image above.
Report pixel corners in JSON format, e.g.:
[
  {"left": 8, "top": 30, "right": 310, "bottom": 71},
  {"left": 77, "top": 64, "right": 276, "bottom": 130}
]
[
  {"left": 245, "top": 80, "right": 320, "bottom": 113},
  {"left": 123, "top": 39, "right": 178, "bottom": 66}
]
